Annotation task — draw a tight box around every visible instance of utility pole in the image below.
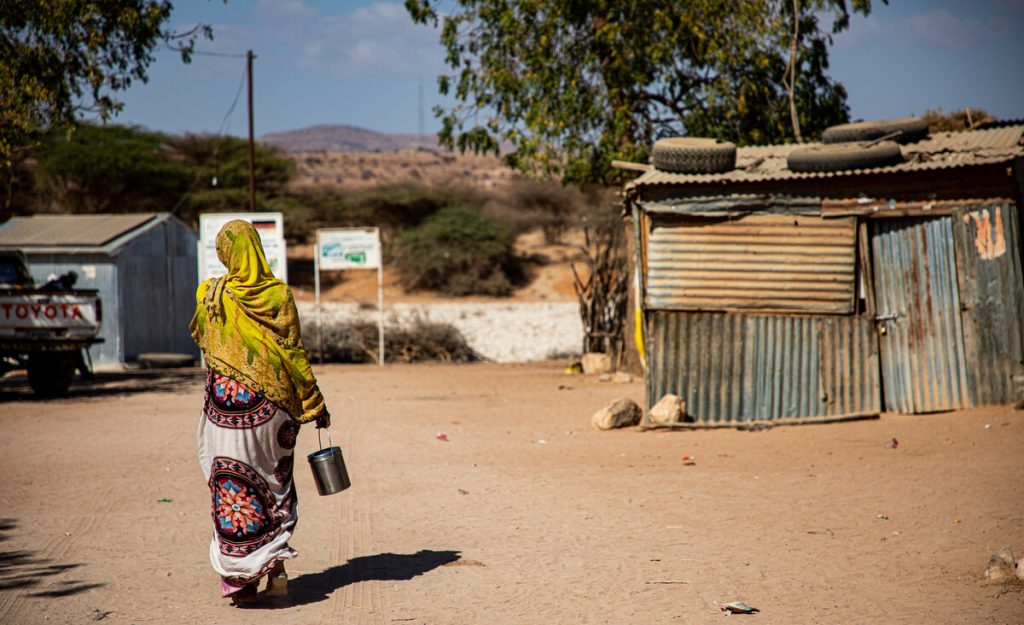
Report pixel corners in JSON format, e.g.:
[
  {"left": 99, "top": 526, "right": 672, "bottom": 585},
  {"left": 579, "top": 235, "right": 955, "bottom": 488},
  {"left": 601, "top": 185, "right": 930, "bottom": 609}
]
[
  {"left": 247, "top": 49, "right": 256, "bottom": 212},
  {"left": 418, "top": 80, "right": 425, "bottom": 147}
]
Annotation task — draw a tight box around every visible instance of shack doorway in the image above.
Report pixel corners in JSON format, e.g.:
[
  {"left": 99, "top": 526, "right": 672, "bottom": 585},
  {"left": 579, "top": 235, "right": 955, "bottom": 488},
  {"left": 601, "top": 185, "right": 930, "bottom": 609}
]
[{"left": 870, "top": 217, "right": 971, "bottom": 413}]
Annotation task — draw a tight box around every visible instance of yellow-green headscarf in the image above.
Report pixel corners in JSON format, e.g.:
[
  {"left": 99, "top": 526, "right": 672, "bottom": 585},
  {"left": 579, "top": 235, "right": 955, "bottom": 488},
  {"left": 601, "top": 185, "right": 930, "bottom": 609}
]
[{"left": 190, "top": 220, "right": 326, "bottom": 423}]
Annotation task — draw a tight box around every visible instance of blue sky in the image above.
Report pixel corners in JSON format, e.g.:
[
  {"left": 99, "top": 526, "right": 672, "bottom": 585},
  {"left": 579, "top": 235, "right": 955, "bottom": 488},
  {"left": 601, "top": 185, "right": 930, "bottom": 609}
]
[{"left": 115, "top": 0, "right": 1024, "bottom": 138}]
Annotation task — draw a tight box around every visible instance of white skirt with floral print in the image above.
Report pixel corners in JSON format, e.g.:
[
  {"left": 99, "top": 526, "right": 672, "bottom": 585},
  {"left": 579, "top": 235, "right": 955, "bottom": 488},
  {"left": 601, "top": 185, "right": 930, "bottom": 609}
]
[{"left": 197, "top": 370, "right": 301, "bottom": 588}]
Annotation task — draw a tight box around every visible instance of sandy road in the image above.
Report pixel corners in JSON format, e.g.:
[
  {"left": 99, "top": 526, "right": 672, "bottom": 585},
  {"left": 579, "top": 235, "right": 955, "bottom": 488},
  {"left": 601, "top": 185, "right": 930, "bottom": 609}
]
[{"left": 0, "top": 363, "right": 1022, "bottom": 625}]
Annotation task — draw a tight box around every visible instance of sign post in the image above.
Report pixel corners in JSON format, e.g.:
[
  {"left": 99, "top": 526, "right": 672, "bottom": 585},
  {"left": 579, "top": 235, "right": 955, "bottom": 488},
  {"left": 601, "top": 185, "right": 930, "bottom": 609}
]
[
  {"left": 198, "top": 213, "right": 288, "bottom": 283},
  {"left": 315, "top": 228, "right": 384, "bottom": 365}
]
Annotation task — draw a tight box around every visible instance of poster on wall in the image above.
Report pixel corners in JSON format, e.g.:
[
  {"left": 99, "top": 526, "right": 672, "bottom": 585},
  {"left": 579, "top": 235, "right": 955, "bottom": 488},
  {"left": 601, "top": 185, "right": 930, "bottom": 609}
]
[{"left": 198, "top": 213, "right": 287, "bottom": 283}]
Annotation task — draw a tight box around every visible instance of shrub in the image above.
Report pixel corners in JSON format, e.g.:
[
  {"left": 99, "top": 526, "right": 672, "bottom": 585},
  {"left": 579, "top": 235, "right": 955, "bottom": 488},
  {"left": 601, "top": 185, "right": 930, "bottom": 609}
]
[
  {"left": 394, "top": 205, "right": 524, "bottom": 296},
  {"left": 278, "top": 183, "right": 483, "bottom": 247},
  {"left": 318, "top": 317, "right": 480, "bottom": 364},
  {"left": 481, "top": 178, "right": 584, "bottom": 243}
]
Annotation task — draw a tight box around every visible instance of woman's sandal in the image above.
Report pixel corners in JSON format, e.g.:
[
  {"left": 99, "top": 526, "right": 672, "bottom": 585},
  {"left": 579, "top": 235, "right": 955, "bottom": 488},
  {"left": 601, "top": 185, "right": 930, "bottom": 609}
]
[
  {"left": 264, "top": 561, "right": 288, "bottom": 598},
  {"left": 229, "top": 583, "right": 259, "bottom": 606}
]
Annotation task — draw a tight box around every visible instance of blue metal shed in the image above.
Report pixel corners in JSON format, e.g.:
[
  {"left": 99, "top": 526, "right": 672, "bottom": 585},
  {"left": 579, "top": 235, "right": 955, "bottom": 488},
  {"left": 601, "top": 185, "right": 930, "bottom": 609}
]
[{"left": 0, "top": 213, "right": 199, "bottom": 368}]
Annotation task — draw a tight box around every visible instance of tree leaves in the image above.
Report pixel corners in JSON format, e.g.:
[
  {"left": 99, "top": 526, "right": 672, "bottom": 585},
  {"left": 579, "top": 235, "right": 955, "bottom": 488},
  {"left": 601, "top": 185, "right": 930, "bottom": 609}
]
[
  {"left": 1, "top": 1, "right": 213, "bottom": 207},
  {"left": 407, "top": 0, "right": 877, "bottom": 186}
]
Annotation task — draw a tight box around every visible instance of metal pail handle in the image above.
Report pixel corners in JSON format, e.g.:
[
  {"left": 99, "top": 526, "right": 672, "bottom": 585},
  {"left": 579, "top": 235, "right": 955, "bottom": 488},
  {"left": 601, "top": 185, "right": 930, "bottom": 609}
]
[{"left": 317, "top": 427, "right": 334, "bottom": 451}]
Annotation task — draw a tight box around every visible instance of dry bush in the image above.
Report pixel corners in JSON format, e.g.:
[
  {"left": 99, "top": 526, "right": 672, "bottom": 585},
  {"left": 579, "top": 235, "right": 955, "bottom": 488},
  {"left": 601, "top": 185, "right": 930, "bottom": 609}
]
[
  {"left": 573, "top": 190, "right": 630, "bottom": 364},
  {"left": 922, "top": 108, "right": 996, "bottom": 133},
  {"left": 481, "top": 178, "right": 589, "bottom": 243},
  {"left": 317, "top": 316, "right": 480, "bottom": 364}
]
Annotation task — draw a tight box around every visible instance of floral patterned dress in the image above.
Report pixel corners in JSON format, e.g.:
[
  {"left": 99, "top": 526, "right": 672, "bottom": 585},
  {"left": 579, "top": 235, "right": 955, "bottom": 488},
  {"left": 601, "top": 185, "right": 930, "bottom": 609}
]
[{"left": 197, "top": 370, "right": 301, "bottom": 591}]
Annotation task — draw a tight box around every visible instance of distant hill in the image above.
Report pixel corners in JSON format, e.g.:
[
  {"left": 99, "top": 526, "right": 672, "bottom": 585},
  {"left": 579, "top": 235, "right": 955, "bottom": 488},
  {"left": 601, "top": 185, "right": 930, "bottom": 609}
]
[{"left": 259, "top": 124, "right": 439, "bottom": 153}]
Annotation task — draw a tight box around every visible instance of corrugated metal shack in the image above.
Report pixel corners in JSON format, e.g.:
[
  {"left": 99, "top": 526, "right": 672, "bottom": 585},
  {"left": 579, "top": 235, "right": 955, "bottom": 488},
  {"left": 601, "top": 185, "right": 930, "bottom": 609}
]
[
  {"left": 626, "top": 126, "right": 1024, "bottom": 424},
  {"left": 0, "top": 213, "right": 199, "bottom": 367}
]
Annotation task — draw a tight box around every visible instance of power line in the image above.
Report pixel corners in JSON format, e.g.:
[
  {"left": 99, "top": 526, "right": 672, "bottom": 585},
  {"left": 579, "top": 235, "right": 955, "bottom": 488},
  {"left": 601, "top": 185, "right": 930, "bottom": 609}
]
[
  {"left": 188, "top": 48, "right": 250, "bottom": 58},
  {"left": 170, "top": 56, "right": 248, "bottom": 215},
  {"left": 161, "top": 44, "right": 249, "bottom": 58},
  {"left": 217, "top": 63, "right": 248, "bottom": 136}
]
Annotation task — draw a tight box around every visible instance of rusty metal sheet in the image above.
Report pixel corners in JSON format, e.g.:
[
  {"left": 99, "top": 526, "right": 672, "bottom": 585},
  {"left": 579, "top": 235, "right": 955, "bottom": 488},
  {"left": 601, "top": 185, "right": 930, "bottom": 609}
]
[
  {"left": 645, "top": 311, "right": 880, "bottom": 422},
  {"left": 870, "top": 217, "right": 970, "bottom": 413},
  {"left": 953, "top": 203, "right": 1024, "bottom": 405},
  {"left": 818, "top": 315, "right": 882, "bottom": 416},
  {"left": 645, "top": 214, "right": 856, "bottom": 314},
  {"left": 820, "top": 198, "right": 1015, "bottom": 219}
]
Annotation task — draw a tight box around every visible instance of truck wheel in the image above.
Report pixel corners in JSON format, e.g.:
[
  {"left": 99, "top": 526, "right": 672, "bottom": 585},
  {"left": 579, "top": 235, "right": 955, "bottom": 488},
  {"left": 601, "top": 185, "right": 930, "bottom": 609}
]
[{"left": 27, "top": 352, "right": 76, "bottom": 397}]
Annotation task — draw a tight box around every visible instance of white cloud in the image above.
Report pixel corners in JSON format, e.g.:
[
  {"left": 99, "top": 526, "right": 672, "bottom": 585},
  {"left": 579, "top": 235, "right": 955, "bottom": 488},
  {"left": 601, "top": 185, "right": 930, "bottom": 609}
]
[{"left": 250, "top": 0, "right": 446, "bottom": 79}]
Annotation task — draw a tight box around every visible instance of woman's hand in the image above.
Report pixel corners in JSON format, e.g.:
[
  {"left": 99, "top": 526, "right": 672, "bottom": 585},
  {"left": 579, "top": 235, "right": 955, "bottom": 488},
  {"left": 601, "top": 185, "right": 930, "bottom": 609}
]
[{"left": 315, "top": 413, "right": 331, "bottom": 429}]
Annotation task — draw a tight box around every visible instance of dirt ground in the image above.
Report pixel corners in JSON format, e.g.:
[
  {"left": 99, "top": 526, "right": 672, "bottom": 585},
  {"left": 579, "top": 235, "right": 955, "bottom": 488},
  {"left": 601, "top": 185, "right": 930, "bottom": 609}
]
[{"left": 1, "top": 363, "right": 1022, "bottom": 625}]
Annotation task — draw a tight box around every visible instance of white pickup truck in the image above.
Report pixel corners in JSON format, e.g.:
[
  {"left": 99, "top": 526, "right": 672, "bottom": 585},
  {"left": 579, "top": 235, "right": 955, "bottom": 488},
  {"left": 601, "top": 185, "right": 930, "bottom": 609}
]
[{"left": 0, "top": 250, "right": 103, "bottom": 396}]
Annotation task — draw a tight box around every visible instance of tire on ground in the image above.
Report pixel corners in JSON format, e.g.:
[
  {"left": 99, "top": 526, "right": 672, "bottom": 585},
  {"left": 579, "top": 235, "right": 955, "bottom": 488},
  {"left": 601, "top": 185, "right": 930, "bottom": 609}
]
[
  {"left": 821, "top": 117, "right": 928, "bottom": 144},
  {"left": 651, "top": 137, "right": 737, "bottom": 174},
  {"left": 27, "top": 351, "right": 77, "bottom": 397},
  {"left": 787, "top": 141, "right": 903, "bottom": 173},
  {"left": 137, "top": 352, "right": 195, "bottom": 369}
]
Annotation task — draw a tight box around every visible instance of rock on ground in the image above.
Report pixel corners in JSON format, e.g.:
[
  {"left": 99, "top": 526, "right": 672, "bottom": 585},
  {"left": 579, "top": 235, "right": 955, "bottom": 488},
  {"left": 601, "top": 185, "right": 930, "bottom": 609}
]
[
  {"left": 581, "top": 352, "right": 612, "bottom": 375},
  {"left": 983, "top": 546, "right": 1017, "bottom": 582},
  {"left": 592, "top": 397, "right": 642, "bottom": 430},
  {"left": 649, "top": 394, "right": 686, "bottom": 425}
]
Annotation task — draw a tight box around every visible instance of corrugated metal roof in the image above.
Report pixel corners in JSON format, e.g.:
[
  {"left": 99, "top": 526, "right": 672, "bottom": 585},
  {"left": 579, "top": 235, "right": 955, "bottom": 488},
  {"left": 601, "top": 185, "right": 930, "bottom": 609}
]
[
  {"left": 628, "top": 125, "right": 1024, "bottom": 188},
  {"left": 0, "top": 214, "right": 159, "bottom": 248}
]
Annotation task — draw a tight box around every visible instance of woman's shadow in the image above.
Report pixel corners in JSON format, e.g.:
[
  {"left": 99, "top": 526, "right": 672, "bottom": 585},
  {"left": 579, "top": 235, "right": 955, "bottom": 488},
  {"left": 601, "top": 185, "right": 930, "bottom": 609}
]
[{"left": 269, "top": 549, "right": 461, "bottom": 607}]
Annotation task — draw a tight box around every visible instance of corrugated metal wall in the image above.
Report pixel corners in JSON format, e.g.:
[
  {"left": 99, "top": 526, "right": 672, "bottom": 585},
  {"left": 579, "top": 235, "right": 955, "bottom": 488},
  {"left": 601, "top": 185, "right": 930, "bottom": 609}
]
[
  {"left": 23, "top": 255, "right": 122, "bottom": 366},
  {"left": 645, "top": 215, "right": 857, "bottom": 314},
  {"left": 646, "top": 311, "right": 880, "bottom": 422},
  {"left": 118, "top": 220, "right": 199, "bottom": 362},
  {"left": 952, "top": 203, "right": 1024, "bottom": 405},
  {"left": 870, "top": 217, "right": 970, "bottom": 413}
]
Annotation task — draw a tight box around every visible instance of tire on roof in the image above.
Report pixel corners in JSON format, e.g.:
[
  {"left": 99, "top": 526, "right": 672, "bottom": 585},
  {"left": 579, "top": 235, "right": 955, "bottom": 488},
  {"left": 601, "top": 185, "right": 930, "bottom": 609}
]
[
  {"left": 786, "top": 141, "right": 903, "bottom": 173},
  {"left": 651, "top": 137, "right": 736, "bottom": 174},
  {"left": 821, "top": 117, "right": 928, "bottom": 144}
]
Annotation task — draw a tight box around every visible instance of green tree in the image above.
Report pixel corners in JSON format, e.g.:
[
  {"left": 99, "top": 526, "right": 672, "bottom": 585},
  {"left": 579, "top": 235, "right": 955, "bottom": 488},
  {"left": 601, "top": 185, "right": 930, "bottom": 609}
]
[
  {"left": 29, "top": 124, "right": 293, "bottom": 224},
  {"left": 1, "top": 0, "right": 211, "bottom": 209},
  {"left": 34, "top": 124, "right": 189, "bottom": 214},
  {"left": 406, "top": 0, "right": 879, "bottom": 185},
  {"left": 394, "top": 205, "right": 523, "bottom": 296}
]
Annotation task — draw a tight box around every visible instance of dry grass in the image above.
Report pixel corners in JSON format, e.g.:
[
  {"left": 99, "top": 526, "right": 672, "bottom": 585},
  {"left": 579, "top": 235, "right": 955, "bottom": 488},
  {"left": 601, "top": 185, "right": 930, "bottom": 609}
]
[{"left": 316, "top": 316, "right": 480, "bottom": 364}]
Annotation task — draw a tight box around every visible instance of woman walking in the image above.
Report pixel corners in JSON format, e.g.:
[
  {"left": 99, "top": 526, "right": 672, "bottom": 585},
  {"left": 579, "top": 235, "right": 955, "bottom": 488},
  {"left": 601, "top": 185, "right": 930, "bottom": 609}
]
[{"left": 191, "top": 220, "right": 329, "bottom": 605}]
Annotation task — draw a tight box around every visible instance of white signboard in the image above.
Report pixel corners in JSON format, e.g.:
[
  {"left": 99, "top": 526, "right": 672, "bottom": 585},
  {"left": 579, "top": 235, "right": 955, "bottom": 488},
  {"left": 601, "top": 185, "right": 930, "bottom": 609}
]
[
  {"left": 317, "top": 228, "right": 381, "bottom": 270},
  {"left": 314, "top": 227, "right": 385, "bottom": 365},
  {"left": 198, "top": 213, "right": 288, "bottom": 283}
]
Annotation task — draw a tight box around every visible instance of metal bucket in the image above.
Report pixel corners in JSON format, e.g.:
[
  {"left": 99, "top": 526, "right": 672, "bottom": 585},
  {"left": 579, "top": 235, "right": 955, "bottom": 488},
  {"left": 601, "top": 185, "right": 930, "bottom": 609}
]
[{"left": 307, "top": 430, "right": 351, "bottom": 496}]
